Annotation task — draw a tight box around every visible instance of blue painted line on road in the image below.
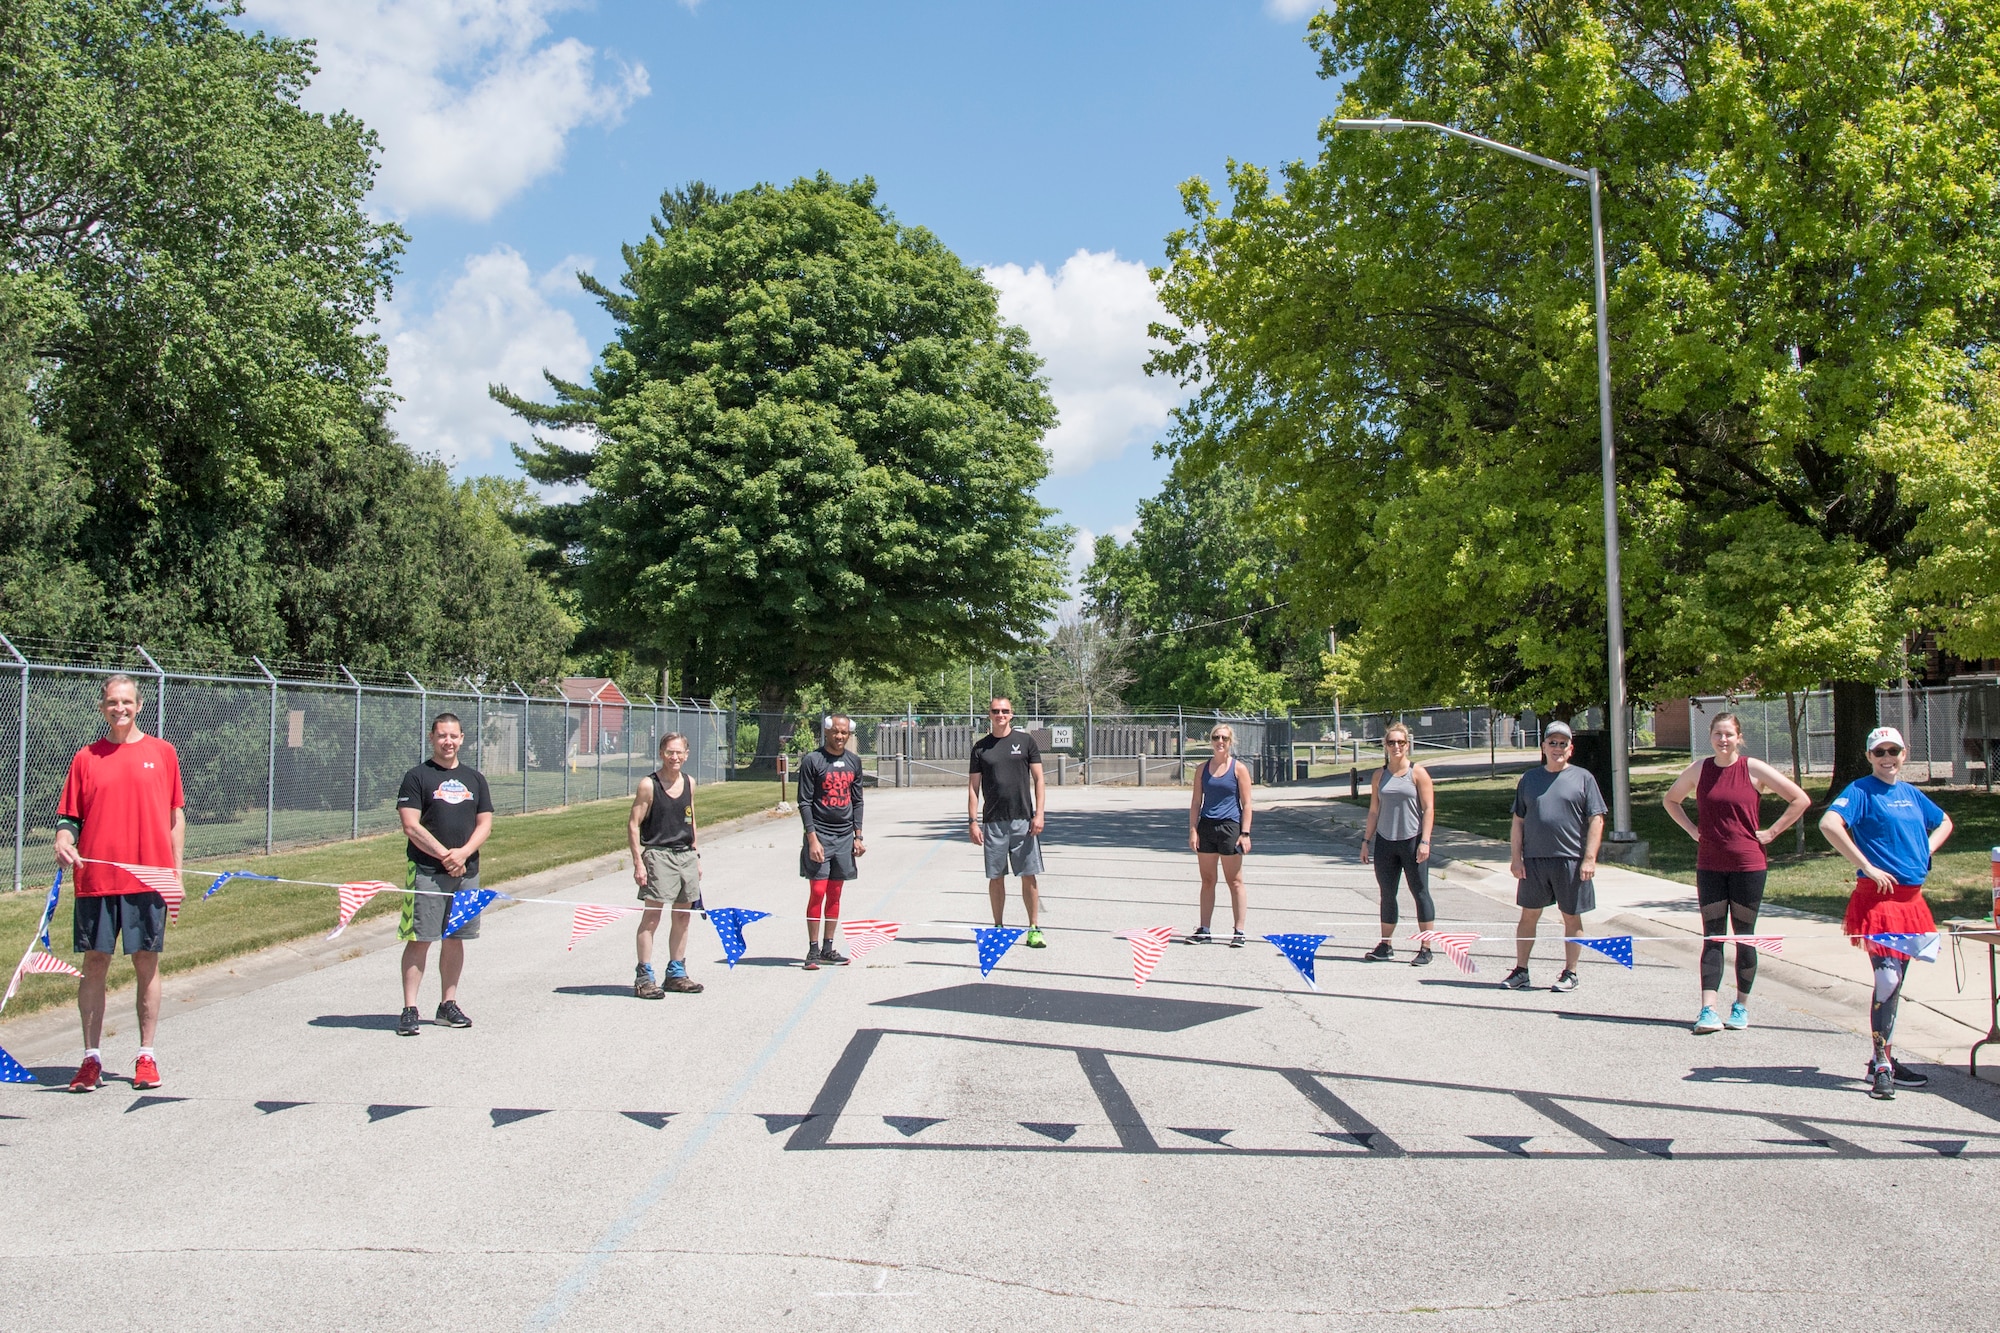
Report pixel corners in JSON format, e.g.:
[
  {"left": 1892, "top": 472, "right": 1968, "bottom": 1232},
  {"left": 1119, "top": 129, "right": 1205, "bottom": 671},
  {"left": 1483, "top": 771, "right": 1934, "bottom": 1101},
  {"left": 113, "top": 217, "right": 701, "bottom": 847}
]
[{"left": 527, "top": 836, "right": 946, "bottom": 1330}]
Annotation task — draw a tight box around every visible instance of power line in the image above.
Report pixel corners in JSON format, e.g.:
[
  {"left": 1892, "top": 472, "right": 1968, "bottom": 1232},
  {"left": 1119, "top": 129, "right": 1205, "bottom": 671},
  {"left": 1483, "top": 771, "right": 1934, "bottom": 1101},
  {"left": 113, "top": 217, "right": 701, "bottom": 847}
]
[{"left": 1121, "top": 601, "right": 1291, "bottom": 643}]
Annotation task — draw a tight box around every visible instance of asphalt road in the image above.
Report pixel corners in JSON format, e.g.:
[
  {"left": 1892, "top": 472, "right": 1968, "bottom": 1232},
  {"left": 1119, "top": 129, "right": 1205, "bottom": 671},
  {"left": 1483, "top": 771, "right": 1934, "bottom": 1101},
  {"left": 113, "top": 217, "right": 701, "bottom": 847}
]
[{"left": 2, "top": 784, "right": 1996, "bottom": 1331}]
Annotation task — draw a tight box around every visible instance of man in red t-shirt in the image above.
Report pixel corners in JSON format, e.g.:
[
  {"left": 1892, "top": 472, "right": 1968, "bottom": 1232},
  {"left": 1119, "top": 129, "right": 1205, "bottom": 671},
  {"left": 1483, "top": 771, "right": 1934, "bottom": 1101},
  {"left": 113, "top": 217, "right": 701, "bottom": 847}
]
[{"left": 51, "top": 673, "right": 185, "bottom": 1094}]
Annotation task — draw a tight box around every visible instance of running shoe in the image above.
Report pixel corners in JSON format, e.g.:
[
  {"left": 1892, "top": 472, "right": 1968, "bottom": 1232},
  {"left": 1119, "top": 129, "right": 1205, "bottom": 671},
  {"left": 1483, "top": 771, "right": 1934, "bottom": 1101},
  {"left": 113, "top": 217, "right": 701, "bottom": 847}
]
[
  {"left": 1890, "top": 1058, "right": 1929, "bottom": 1088},
  {"left": 1499, "top": 966, "right": 1532, "bottom": 990},
  {"left": 132, "top": 1054, "right": 160, "bottom": 1090},
  {"left": 1725, "top": 1002, "right": 1750, "bottom": 1031},
  {"left": 1229, "top": 931, "right": 1246, "bottom": 949},
  {"left": 1364, "top": 941, "right": 1395, "bottom": 962},
  {"left": 819, "top": 945, "right": 850, "bottom": 965},
  {"left": 1025, "top": 927, "right": 1046, "bottom": 948},
  {"left": 1412, "top": 946, "right": 1434, "bottom": 967},
  {"left": 1189, "top": 927, "right": 1212, "bottom": 945},
  {"left": 68, "top": 1055, "right": 103, "bottom": 1093},
  {"left": 396, "top": 1006, "right": 420, "bottom": 1037},
  {"left": 1869, "top": 1062, "right": 1896, "bottom": 1100},
  {"left": 1692, "top": 1006, "right": 1723, "bottom": 1035},
  {"left": 435, "top": 1000, "right": 472, "bottom": 1029},
  {"left": 802, "top": 945, "right": 820, "bottom": 971},
  {"left": 662, "top": 973, "right": 705, "bottom": 994},
  {"left": 1550, "top": 970, "right": 1580, "bottom": 993}
]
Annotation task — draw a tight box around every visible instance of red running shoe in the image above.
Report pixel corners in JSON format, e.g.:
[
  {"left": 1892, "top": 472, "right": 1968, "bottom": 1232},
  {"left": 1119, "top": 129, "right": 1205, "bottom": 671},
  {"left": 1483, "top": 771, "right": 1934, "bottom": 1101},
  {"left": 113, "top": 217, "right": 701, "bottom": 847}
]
[
  {"left": 132, "top": 1053, "right": 160, "bottom": 1090},
  {"left": 69, "top": 1055, "right": 103, "bottom": 1093}
]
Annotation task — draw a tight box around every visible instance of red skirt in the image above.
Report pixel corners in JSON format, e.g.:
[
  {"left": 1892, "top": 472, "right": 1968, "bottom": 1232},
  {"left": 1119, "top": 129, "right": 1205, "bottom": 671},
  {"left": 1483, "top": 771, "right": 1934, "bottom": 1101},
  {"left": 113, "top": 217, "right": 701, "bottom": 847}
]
[{"left": 1844, "top": 878, "right": 1935, "bottom": 958}]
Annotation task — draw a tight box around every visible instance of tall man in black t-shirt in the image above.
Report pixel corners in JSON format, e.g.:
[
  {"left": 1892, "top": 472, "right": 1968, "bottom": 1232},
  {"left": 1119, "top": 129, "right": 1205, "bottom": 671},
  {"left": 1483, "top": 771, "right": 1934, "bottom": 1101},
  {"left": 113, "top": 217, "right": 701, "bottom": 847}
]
[
  {"left": 969, "top": 697, "right": 1048, "bottom": 947},
  {"left": 798, "top": 714, "right": 865, "bottom": 970},
  {"left": 394, "top": 713, "right": 494, "bottom": 1036}
]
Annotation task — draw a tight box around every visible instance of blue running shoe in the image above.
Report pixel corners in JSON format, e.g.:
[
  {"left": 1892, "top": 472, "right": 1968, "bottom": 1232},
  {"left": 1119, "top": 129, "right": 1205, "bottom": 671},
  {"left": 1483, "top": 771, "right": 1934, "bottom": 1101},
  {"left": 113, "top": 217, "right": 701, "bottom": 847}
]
[
  {"left": 1725, "top": 1002, "right": 1749, "bottom": 1030},
  {"left": 1692, "top": 1006, "right": 1723, "bottom": 1034}
]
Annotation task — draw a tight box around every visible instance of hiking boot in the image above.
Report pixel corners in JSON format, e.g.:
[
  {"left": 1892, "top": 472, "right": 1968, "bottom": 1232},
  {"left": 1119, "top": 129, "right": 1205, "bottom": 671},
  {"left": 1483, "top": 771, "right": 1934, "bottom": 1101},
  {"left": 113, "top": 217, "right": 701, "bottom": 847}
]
[
  {"left": 435, "top": 1000, "right": 472, "bottom": 1029},
  {"left": 1364, "top": 941, "right": 1395, "bottom": 962},
  {"left": 1412, "top": 946, "right": 1434, "bottom": 967},
  {"left": 1500, "top": 966, "right": 1532, "bottom": 990},
  {"left": 68, "top": 1054, "right": 103, "bottom": 1093},
  {"left": 662, "top": 973, "right": 704, "bottom": 994},
  {"left": 396, "top": 1006, "right": 420, "bottom": 1037},
  {"left": 634, "top": 970, "right": 666, "bottom": 1000}
]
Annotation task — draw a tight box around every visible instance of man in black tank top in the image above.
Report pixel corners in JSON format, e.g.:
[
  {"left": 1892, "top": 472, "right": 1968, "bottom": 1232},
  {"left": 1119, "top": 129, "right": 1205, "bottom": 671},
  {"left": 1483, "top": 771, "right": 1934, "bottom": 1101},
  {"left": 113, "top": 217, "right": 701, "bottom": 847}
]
[{"left": 628, "top": 733, "right": 702, "bottom": 996}]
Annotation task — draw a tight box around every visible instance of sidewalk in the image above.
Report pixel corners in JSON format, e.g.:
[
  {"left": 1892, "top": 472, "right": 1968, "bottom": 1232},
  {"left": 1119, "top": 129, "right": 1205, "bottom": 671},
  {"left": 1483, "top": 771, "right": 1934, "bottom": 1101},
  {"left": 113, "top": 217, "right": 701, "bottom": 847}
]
[{"left": 1263, "top": 786, "right": 2000, "bottom": 1079}]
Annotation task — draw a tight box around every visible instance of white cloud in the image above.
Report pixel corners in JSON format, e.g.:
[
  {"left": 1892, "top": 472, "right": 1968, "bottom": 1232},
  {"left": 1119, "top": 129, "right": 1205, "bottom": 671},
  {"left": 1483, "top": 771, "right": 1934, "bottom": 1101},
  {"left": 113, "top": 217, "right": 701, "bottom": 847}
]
[
  {"left": 984, "top": 250, "right": 1183, "bottom": 477},
  {"left": 1264, "top": 0, "right": 1321, "bottom": 18},
  {"left": 244, "top": 1, "right": 648, "bottom": 219},
  {"left": 380, "top": 246, "right": 595, "bottom": 469}
]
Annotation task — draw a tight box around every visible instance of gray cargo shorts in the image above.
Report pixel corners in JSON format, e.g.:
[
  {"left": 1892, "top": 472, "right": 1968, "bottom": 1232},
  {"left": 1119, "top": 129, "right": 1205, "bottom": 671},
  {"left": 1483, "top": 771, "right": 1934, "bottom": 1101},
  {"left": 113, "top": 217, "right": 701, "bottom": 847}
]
[{"left": 981, "top": 819, "right": 1044, "bottom": 878}]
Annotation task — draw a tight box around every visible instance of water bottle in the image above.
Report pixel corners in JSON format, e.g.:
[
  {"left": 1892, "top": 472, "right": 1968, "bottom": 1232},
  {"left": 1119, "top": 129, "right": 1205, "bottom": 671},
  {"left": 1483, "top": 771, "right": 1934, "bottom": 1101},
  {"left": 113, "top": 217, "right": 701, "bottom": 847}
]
[{"left": 1991, "top": 847, "right": 1999, "bottom": 927}]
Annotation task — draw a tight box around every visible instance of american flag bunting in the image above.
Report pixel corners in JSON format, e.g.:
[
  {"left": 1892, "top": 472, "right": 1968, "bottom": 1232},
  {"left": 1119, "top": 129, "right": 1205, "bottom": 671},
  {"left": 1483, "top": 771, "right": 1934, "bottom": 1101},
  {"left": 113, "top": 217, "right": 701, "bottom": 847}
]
[
  {"left": 328, "top": 881, "right": 397, "bottom": 939},
  {"left": 840, "top": 918, "right": 902, "bottom": 962},
  {"left": 113, "top": 861, "right": 184, "bottom": 920},
  {"left": 1117, "top": 927, "right": 1174, "bottom": 989},
  {"left": 568, "top": 903, "right": 637, "bottom": 950},
  {"left": 1410, "top": 930, "right": 1481, "bottom": 975}
]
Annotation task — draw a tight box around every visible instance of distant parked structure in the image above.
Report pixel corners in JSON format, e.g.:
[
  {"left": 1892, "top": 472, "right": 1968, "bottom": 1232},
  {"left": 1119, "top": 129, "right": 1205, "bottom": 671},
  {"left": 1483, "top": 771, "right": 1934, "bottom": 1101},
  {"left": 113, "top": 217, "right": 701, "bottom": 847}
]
[{"left": 562, "top": 678, "right": 628, "bottom": 754}]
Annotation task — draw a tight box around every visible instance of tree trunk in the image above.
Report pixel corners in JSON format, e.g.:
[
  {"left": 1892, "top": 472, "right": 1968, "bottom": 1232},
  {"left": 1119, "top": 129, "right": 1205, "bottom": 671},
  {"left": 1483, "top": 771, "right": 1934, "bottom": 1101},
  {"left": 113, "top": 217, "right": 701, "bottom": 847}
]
[
  {"left": 1824, "top": 679, "right": 1879, "bottom": 802},
  {"left": 752, "top": 681, "right": 792, "bottom": 776}
]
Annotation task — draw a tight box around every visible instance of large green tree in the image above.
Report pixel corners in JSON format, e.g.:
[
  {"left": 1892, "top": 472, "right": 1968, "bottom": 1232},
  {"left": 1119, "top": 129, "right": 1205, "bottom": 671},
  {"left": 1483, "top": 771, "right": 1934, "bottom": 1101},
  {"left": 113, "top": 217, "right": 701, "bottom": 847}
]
[
  {"left": 503, "top": 175, "right": 1070, "bottom": 761},
  {"left": 1082, "top": 462, "right": 1309, "bottom": 712},
  {"left": 0, "top": 0, "right": 572, "bottom": 682},
  {"left": 1153, "top": 0, "right": 2000, "bottom": 789}
]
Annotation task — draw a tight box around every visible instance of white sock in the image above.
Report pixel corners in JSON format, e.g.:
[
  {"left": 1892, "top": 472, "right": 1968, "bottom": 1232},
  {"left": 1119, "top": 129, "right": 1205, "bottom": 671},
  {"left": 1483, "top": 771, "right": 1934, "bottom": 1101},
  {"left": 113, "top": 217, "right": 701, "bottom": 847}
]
[
  {"left": 137, "top": 1047, "right": 155, "bottom": 1059},
  {"left": 83, "top": 1047, "right": 100, "bottom": 1062}
]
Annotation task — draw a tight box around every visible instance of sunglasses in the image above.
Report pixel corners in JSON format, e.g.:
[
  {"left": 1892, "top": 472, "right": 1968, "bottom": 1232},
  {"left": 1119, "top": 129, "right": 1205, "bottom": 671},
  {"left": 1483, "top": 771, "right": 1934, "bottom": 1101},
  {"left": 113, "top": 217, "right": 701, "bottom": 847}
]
[
  {"left": 1871, "top": 745, "right": 1902, "bottom": 757},
  {"left": 1544, "top": 737, "right": 1572, "bottom": 748},
  {"left": 989, "top": 708, "right": 1012, "bottom": 715},
  {"left": 1385, "top": 738, "right": 1409, "bottom": 747}
]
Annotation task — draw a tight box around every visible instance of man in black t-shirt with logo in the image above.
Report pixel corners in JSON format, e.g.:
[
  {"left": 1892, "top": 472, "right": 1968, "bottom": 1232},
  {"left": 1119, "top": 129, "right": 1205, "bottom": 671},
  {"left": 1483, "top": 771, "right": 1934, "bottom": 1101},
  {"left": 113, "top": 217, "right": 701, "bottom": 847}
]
[
  {"left": 969, "top": 697, "right": 1048, "bottom": 947},
  {"left": 798, "top": 714, "right": 865, "bottom": 970},
  {"left": 394, "top": 712, "right": 494, "bottom": 1036}
]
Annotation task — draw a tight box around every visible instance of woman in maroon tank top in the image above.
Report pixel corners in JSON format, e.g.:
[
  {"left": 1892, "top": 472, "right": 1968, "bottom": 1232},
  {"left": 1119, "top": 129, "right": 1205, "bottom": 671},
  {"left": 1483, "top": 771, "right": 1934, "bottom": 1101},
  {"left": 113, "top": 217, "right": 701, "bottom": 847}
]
[{"left": 1663, "top": 713, "right": 1810, "bottom": 1034}]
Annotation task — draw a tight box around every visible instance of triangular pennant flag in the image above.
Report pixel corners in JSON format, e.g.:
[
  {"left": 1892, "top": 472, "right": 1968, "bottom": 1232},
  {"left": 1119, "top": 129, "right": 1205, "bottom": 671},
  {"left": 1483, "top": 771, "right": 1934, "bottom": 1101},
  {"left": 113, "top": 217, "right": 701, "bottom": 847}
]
[
  {"left": 568, "top": 904, "right": 638, "bottom": 950},
  {"left": 973, "top": 926, "right": 1025, "bottom": 977},
  {"left": 840, "top": 918, "right": 902, "bottom": 962},
  {"left": 203, "top": 869, "right": 279, "bottom": 901},
  {"left": 708, "top": 907, "right": 771, "bottom": 967},
  {"left": 328, "top": 881, "right": 395, "bottom": 939},
  {"left": 1263, "top": 933, "right": 1327, "bottom": 990},
  {"left": 1117, "top": 927, "right": 1174, "bottom": 989},
  {"left": 0, "top": 1043, "right": 36, "bottom": 1084},
  {"left": 1410, "top": 930, "right": 1481, "bottom": 975},
  {"left": 444, "top": 889, "right": 499, "bottom": 937},
  {"left": 1721, "top": 934, "right": 1786, "bottom": 955},
  {"left": 1568, "top": 935, "right": 1636, "bottom": 968},
  {"left": 1866, "top": 932, "right": 1940, "bottom": 963},
  {"left": 37, "top": 869, "right": 61, "bottom": 948},
  {"left": 19, "top": 951, "right": 81, "bottom": 979},
  {"left": 114, "top": 861, "right": 184, "bottom": 920}
]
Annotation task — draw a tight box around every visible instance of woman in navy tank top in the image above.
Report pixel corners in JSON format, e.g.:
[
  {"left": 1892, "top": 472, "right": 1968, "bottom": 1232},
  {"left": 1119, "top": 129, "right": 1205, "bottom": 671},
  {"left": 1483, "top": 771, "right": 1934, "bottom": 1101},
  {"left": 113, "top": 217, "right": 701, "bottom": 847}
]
[
  {"left": 1186, "top": 724, "right": 1252, "bottom": 946},
  {"left": 1662, "top": 711, "right": 1809, "bottom": 1035}
]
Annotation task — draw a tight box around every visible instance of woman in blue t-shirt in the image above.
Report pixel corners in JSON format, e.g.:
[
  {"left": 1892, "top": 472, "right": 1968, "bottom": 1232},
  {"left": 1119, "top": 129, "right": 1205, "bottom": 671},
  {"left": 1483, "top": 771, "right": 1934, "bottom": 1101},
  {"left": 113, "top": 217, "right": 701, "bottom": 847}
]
[{"left": 1818, "top": 725, "right": 1954, "bottom": 1100}]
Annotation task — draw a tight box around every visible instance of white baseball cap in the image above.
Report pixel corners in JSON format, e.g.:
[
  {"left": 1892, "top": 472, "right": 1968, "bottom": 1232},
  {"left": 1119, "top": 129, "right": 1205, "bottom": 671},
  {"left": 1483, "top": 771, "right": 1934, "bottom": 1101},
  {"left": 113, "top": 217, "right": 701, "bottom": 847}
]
[
  {"left": 1543, "top": 720, "right": 1574, "bottom": 739},
  {"left": 1865, "top": 726, "right": 1905, "bottom": 753}
]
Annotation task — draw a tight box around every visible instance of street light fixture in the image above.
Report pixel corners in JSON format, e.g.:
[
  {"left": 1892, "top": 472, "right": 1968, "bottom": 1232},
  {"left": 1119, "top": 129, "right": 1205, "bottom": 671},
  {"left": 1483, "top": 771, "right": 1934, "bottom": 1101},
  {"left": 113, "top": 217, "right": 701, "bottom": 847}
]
[{"left": 1330, "top": 117, "right": 1634, "bottom": 844}]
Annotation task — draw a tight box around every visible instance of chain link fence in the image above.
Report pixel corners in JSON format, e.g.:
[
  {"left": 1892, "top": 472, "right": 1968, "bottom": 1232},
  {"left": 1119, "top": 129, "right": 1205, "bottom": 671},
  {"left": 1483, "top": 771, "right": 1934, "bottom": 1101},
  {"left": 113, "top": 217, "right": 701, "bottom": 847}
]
[
  {"left": 0, "top": 637, "right": 733, "bottom": 890},
  {"left": 1689, "top": 682, "right": 2000, "bottom": 786}
]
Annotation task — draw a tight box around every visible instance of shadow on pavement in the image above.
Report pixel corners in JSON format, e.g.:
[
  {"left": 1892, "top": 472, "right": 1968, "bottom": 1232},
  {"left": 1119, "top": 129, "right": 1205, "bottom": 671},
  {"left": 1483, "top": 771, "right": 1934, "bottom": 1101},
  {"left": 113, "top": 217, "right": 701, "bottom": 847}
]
[
  {"left": 307, "top": 1014, "right": 402, "bottom": 1030},
  {"left": 553, "top": 985, "right": 634, "bottom": 997},
  {"left": 875, "top": 982, "right": 1255, "bottom": 1032},
  {"left": 1684, "top": 1065, "right": 1857, "bottom": 1091}
]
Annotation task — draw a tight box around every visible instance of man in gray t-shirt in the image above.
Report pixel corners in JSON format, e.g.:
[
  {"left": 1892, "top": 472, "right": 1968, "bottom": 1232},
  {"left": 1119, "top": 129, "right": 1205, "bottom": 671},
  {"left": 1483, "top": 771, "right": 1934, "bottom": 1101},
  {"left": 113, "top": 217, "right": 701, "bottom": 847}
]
[{"left": 1502, "top": 721, "right": 1607, "bottom": 994}]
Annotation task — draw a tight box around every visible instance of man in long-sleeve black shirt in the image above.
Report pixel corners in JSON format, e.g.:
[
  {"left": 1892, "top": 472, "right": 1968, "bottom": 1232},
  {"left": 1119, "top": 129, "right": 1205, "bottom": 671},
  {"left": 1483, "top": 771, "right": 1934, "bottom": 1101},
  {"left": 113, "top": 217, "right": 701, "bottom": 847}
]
[{"left": 798, "top": 713, "right": 866, "bottom": 969}]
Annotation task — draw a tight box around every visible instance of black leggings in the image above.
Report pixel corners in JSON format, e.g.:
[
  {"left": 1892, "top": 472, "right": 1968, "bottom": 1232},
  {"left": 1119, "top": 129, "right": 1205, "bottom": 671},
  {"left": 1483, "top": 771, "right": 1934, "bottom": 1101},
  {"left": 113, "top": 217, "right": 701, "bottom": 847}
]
[
  {"left": 1373, "top": 836, "right": 1435, "bottom": 925},
  {"left": 1696, "top": 869, "right": 1766, "bottom": 995}
]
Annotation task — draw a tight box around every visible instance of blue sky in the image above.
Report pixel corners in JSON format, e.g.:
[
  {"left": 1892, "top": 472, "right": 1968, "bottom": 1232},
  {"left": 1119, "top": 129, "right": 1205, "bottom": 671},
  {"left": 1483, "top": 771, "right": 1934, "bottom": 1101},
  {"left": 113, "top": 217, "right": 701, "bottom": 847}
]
[{"left": 245, "top": 1, "right": 1337, "bottom": 556}]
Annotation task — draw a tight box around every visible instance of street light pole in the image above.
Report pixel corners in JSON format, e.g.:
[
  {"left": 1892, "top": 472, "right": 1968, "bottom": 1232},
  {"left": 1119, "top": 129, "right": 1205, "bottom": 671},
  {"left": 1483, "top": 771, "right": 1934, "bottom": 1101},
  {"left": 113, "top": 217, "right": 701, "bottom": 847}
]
[{"left": 1332, "top": 117, "right": 1634, "bottom": 840}]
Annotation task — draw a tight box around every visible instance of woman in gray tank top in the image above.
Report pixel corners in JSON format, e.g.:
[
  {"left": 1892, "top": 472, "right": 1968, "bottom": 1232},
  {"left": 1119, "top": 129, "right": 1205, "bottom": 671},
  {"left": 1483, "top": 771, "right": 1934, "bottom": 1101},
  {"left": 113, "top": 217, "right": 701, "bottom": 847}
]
[{"left": 1360, "top": 722, "right": 1437, "bottom": 963}]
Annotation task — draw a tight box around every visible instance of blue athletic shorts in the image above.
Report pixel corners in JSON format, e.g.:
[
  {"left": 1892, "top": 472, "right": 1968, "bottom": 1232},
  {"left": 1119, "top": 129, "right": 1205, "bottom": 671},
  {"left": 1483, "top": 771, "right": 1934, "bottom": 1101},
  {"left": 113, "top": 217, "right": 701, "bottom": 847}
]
[{"left": 73, "top": 893, "right": 167, "bottom": 955}]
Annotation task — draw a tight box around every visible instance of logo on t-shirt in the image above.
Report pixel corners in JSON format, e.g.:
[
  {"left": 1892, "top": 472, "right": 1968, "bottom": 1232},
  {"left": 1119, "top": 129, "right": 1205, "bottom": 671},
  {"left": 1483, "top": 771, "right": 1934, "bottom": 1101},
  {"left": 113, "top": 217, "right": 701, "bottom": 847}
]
[
  {"left": 1831, "top": 797, "right": 1849, "bottom": 809},
  {"left": 435, "top": 779, "right": 474, "bottom": 805},
  {"left": 1009, "top": 745, "right": 1022, "bottom": 755}
]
